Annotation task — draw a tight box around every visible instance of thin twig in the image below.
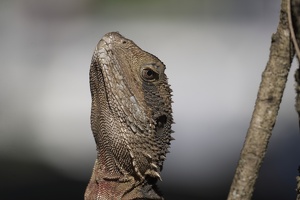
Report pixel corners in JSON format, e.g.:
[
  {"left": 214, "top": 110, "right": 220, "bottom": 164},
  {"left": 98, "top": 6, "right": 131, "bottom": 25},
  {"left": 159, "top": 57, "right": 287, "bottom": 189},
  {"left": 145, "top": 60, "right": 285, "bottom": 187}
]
[
  {"left": 288, "top": 0, "right": 300, "bottom": 60},
  {"left": 289, "top": 0, "right": 300, "bottom": 199}
]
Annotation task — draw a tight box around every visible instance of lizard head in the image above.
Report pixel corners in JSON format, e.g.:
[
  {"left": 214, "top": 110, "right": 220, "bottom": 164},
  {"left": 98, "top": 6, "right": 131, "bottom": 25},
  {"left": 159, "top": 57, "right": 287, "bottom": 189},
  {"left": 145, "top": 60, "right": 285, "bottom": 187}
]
[{"left": 90, "top": 32, "right": 173, "bottom": 182}]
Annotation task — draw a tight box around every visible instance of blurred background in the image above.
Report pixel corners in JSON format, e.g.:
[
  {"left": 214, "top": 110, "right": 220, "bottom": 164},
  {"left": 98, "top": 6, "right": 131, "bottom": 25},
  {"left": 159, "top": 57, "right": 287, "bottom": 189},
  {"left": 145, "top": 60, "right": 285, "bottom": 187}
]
[{"left": 1, "top": 0, "right": 299, "bottom": 199}]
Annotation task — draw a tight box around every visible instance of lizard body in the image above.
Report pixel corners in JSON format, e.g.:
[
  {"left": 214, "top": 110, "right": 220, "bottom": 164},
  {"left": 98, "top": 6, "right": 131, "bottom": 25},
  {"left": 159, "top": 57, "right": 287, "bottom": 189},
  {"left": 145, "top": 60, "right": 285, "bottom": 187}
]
[{"left": 85, "top": 32, "right": 173, "bottom": 200}]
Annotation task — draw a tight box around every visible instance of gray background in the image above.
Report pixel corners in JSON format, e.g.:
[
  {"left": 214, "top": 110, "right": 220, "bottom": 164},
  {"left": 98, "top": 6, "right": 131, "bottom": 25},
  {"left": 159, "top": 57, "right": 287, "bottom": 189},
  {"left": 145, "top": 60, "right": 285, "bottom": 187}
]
[{"left": 1, "top": 0, "right": 299, "bottom": 199}]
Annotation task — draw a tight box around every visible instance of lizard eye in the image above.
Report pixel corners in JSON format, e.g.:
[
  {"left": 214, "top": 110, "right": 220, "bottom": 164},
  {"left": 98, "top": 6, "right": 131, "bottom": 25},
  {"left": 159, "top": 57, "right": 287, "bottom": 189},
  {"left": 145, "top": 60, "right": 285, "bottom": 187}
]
[{"left": 141, "top": 68, "right": 159, "bottom": 81}]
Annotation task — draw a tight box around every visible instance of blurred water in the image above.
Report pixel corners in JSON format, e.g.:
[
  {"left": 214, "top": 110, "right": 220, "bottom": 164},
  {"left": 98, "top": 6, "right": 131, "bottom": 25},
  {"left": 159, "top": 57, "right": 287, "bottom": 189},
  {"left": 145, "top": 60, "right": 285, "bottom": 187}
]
[{"left": 1, "top": 0, "right": 299, "bottom": 199}]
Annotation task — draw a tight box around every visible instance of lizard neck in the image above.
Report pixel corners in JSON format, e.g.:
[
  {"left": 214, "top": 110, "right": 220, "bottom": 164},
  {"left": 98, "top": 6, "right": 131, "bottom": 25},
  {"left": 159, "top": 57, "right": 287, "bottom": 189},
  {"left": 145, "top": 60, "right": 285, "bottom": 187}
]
[{"left": 85, "top": 157, "right": 163, "bottom": 200}]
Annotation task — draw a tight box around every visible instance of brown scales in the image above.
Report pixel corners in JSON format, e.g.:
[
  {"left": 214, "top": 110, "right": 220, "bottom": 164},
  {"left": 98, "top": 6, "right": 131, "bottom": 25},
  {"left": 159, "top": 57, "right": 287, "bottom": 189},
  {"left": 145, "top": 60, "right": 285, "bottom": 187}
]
[{"left": 85, "top": 32, "right": 173, "bottom": 200}]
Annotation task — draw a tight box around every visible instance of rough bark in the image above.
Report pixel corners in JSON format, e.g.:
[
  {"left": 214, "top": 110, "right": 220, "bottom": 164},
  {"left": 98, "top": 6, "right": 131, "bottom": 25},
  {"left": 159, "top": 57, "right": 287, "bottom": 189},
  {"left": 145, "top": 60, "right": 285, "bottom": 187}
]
[{"left": 227, "top": 0, "right": 294, "bottom": 199}]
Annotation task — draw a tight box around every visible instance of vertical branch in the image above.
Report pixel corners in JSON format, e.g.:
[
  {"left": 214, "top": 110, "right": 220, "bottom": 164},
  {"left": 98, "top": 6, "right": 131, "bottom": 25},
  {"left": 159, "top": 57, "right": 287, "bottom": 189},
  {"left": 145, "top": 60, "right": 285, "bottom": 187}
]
[
  {"left": 227, "top": 0, "right": 294, "bottom": 199},
  {"left": 297, "top": 167, "right": 300, "bottom": 200},
  {"left": 289, "top": 0, "right": 300, "bottom": 198},
  {"left": 290, "top": 0, "right": 300, "bottom": 123},
  {"left": 295, "top": 68, "right": 300, "bottom": 127}
]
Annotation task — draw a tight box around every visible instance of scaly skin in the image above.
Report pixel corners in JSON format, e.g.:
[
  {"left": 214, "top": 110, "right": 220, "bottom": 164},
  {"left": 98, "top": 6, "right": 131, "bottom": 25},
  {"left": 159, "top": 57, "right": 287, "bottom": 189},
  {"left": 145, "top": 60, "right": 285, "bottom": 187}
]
[{"left": 85, "top": 32, "right": 173, "bottom": 200}]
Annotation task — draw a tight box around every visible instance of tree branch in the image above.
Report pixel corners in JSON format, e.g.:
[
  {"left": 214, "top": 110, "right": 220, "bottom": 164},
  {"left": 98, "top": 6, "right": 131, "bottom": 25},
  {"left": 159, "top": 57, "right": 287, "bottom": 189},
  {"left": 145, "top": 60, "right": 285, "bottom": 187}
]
[
  {"left": 289, "top": 0, "right": 300, "bottom": 198},
  {"left": 227, "top": 0, "right": 294, "bottom": 199}
]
